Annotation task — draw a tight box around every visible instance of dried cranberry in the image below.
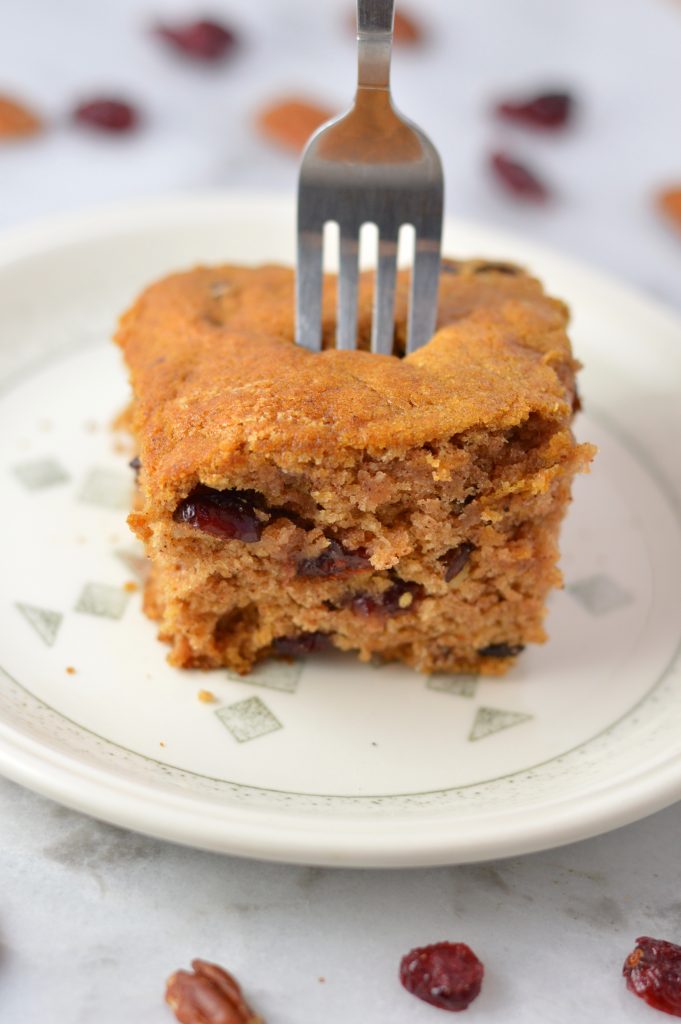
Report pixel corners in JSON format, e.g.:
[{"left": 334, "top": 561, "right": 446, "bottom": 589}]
[
  {"left": 352, "top": 579, "right": 423, "bottom": 616},
  {"left": 155, "top": 19, "right": 236, "bottom": 61},
  {"left": 273, "top": 632, "right": 333, "bottom": 657},
  {"left": 268, "top": 505, "right": 314, "bottom": 532},
  {"left": 478, "top": 642, "right": 525, "bottom": 658},
  {"left": 623, "top": 937, "right": 681, "bottom": 1017},
  {"left": 297, "top": 540, "right": 371, "bottom": 578},
  {"left": 400, "top": 942, "right": 484, "bottom": 1012},
  {"left": 496, "top": 90, "right": 574, "bottom": 130},
  {"left": 490, "top": 152, "right": 549, "bottom": 201},
  {"left": 173, "top": 485, "right": 265, "bottom": 542},
  {"left": 72, "top": 98, "right": 138, "bottom": 133},
  {"left": 349, "top": 594, "right": 382, "bottom": 616},
  {"left": 440, "top": 542, "right": 474, "bottom": 583}
]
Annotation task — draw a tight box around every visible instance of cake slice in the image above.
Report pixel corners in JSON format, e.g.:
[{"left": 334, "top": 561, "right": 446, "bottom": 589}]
[{"left": 116, "top": 259, "right": 594, "bottom": 675}]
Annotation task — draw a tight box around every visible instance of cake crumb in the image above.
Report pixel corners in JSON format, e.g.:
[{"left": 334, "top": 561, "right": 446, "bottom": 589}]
[
  {"left": 65, "top": 666, "right": 76, "bottom": 675},
  {"left": 318, "top": 976, "right": 326, "bottom": 983},
  {"left": 160, "top": 741, "right": 166, "bottom": 747},
  {"left": 123, "top": 580, "right": 138, "bottom": 593},
  {"left": 425, "top": 451, "right": 451, "bottom": 481},
  {"left": 197, "top": 689, "right": 216, "bottom": 703}
]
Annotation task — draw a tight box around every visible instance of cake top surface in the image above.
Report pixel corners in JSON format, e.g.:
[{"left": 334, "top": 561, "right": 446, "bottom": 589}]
[{"left": 116, "top": 259, "right": 577, "bottom": 494}]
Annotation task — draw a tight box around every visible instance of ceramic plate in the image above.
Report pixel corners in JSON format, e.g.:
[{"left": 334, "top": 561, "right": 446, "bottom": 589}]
[{"left": 0, "top": 194, "right": 680, "bottom": 867}]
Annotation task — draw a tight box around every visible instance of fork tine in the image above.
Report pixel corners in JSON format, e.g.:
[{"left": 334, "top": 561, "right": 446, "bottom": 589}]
[
  {"left": 337, "top": 228, "right": 360, "bottom": 350},
  {"left": 406, "top": 238, "right": 441, "bottom": 354},
  {"left": 372, "top": 232, "right": 398, "bottom": 356},
  {"left": 296, "top": 229, "right": 323, "bottom": 351}
]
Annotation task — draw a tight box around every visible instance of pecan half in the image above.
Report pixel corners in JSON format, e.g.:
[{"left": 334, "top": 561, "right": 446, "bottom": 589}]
[{"left": 165, "top": 960, "right": 263, "bottom": 1024}]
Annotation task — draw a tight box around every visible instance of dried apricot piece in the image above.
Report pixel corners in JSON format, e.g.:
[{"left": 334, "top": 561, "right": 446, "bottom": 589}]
[
  {"left": 256, "top": 98, "right": 333, "bottom": 153},
  {"left": 658, "top": 187, "right": 681, "bottom": 235},
  {"left": 393, "top": 10, "right": 423, "bottom": 44},
  {"left": 0, "top": 94, "right": 42, "bottom": 140}
]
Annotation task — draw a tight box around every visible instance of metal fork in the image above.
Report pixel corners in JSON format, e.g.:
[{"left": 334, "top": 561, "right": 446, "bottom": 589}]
[{"left": 295, "top": 0, "right": 444, "bottom": 356}]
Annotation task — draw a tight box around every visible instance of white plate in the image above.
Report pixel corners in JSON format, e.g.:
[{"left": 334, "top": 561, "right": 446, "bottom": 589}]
[{"left": 0, "top": 193, "right": 680, "bottom": 868}]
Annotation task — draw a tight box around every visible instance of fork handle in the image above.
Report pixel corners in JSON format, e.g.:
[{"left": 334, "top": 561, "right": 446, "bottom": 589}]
[{"left": 356, "top": 0, "right": 394, "bottom": 90}]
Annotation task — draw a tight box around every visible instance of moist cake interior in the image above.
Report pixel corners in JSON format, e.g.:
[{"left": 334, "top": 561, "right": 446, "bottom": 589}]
[{"left": 117, "top": 259, "right": 594, "bottom": 675}]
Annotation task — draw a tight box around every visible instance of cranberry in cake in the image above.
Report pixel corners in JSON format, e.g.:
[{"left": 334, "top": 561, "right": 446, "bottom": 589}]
[{"left": 116, "top": 259, "right": 594, "bottom": 675}]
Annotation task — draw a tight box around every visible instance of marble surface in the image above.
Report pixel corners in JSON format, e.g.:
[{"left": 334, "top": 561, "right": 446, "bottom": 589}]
[{"left": 1, "top": 0, "right": 681, "bottom": 1021}]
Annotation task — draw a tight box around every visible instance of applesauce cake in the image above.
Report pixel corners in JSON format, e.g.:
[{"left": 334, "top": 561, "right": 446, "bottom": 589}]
[{"left": 116, "top": 258, "right": 594, "bottom": 676}]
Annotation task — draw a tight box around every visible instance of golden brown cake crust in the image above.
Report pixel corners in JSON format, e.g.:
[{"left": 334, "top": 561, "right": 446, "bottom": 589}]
[{"left": 116, "top": 260, "right": 577, "bottom": 509}]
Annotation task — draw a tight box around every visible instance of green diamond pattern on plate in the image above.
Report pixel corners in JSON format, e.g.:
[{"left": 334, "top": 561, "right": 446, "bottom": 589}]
[
  {"left": 426, "top": 674, "right": 479, "bottom": 698},
  {"left": 75, "top": 582, "right": 130, "bottom": 620},
  {"left": 469, "top": 706, "right": 534, "bottom": 742},
  {"left": 568, "top": 574, "right": 632, "bottom": 615},
  {"left": 228, "top": 661, "right": 302, "bottom": 693},
  {"left": 15, "top": 603, "right": 63, "bottom": 647},
  {"left": 78, "top": 467, "right": 131, "bottom": 510},
  {"left": 216, "top": 697, "right": 282, "bottom": 743},
  {"left": 114, "top": 546, "right": 150, "bottom": 583},
  {"left": 13, "top": 457, "right": 70, "bottom": 490}
]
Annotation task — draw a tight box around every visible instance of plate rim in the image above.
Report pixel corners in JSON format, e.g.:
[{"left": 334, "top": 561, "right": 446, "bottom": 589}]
[
  {"left": 1, "top": 190, "right": 680, "bottom": 867},
  {"left": 2, "top": 704, "right": 681, "bottom": 868}
]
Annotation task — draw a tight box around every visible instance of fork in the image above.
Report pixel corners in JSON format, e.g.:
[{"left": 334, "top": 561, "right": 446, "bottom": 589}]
[{"left": 295, "top": 0, "right": 444, "bottom": 356}]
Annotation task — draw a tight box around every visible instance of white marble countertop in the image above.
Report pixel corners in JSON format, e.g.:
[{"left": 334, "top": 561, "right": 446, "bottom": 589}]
[{"left": 1, "top": 0, "right": 681, "bottom": 1021}]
